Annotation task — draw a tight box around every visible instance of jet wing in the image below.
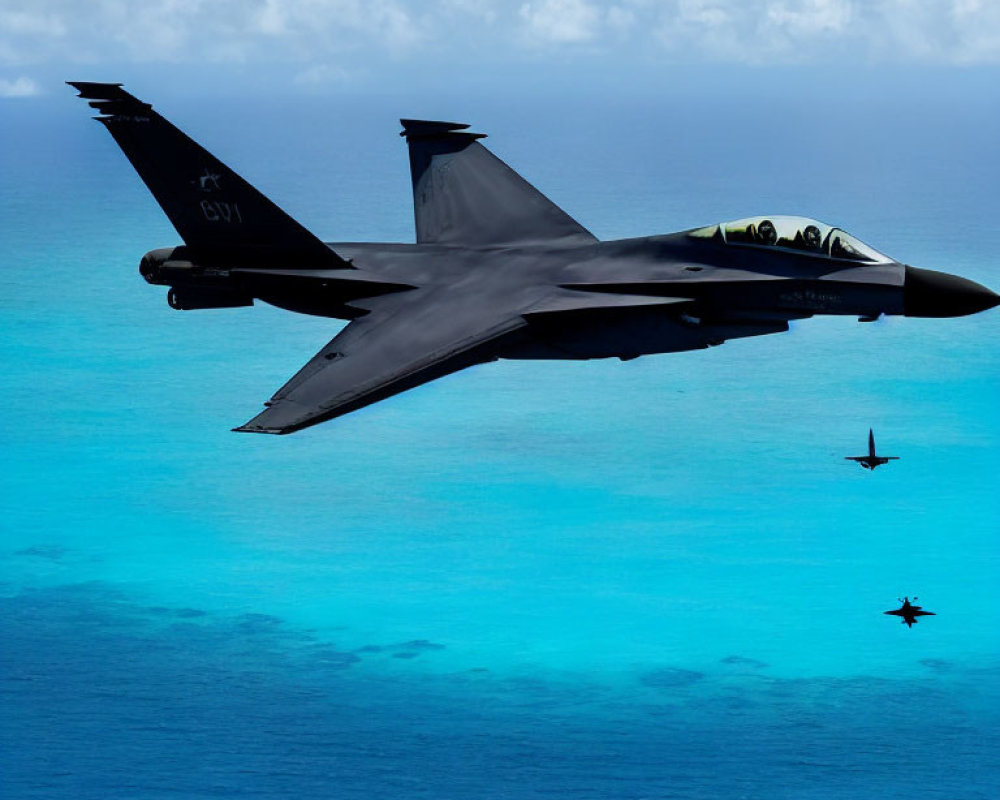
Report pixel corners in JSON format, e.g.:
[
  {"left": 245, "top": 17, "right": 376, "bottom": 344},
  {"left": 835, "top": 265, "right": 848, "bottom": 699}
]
[
  {"left": 234, "top": 289, "right": 528, "bottom": 434},
  {"left": 235, "top": 285, "right": 697, "bottom": 433}
]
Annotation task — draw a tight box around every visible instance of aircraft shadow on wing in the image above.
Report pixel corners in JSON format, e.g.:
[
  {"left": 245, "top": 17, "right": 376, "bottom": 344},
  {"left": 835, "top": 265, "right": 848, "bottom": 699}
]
[{"left": 69, "top": 83, "right": 1000, "bottom": 434}]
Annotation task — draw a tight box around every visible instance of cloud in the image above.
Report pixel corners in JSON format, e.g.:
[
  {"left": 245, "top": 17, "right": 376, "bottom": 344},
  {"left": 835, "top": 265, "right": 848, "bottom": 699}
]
[
  {"left": 440, "top": 0, "right": 500, "bottom": 24},
  {"left": 0, "top": 0, "right": 998, "bottom": 72},
  {"left": 0, "top": 0, "right": 423, "bottom": 67},
  {"left": 651, "top": 0, "right": 1000, "bottom": 64},
  {"left": 293, "top": 62, "right": 356, "bottom": 88},
  {"left": 766, "top": 0, "right": 852, "bottom": 35},
  {"left": 606, "top": 5, "right": 636, "bottom": 34},
  {"left": 518, "top": 0, "right": 601, "bottom": 44},
  {"left": 653, "top": 0, "right": 855, "bottom": 63},
  {"left": 0, "top": 76, "right": 40, "bottom": 96},
  {"left": 876, "top": 0, "right": 1000, "bottom": 65},
  {"left": 0, "top": 8, "right": 67, "bottom": 38}
]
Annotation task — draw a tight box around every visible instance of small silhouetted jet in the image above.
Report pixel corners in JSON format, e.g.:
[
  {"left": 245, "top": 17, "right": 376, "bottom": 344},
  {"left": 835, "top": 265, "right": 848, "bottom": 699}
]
[
  {"left": 69, "top": 83, "right": 1000, "bottom": 434},
  {"left": 884, "top": 597, "right": 935, "bottom": 628},
  {"left": 845, "top": 429, "right": 899, "bottom": 470}
]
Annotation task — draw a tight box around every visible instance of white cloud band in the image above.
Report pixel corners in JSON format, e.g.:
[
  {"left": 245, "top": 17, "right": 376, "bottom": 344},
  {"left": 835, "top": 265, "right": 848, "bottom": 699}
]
[{"left": 1, "top": 0, "right": 997, "bottom": 71}]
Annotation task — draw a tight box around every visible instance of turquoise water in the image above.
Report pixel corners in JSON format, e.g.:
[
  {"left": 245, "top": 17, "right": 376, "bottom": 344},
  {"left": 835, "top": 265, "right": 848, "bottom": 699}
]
[{"left": 2, "top": 85, "right": 998, "bottom": 797}]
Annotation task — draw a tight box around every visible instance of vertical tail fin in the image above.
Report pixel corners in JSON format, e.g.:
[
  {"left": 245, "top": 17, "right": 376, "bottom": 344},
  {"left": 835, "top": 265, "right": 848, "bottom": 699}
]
[
  {"left": 68, "top": 82, "right": 349, "bottom": 270},
  {"left": 399, "top": 118, "right": 596, "bottom": 247}
]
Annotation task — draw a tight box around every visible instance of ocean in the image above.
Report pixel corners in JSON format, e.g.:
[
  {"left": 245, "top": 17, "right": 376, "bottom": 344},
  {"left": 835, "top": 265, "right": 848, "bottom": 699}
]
[{"left": 2, "top": 77, "right": 998, "bottom": 798}]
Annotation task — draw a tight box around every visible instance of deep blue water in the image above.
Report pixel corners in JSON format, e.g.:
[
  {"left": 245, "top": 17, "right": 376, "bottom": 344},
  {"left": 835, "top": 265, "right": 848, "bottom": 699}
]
[{"left": 2, "top": 82, "right": 998, "bottom": 798}]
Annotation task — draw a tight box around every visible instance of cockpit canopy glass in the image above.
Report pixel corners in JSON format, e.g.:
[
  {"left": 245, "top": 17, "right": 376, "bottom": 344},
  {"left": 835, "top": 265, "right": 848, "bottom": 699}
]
[{"left": 690, "top": 216, "right": 891, "bottom": 264}]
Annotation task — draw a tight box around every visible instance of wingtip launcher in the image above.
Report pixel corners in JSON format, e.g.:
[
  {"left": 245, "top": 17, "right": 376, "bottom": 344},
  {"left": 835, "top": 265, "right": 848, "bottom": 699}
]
[
  {"left": 67, "top": 81, "right": 150, "bottom": 121},
  {"left": 399, "top": 119, "right": 486, "bottom": 141}
]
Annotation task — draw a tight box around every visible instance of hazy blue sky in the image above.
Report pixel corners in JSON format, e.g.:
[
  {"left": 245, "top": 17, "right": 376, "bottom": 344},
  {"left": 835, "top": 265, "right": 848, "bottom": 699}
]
[{"left": 2, "top": 0, "right": 999, "bottom": 98}]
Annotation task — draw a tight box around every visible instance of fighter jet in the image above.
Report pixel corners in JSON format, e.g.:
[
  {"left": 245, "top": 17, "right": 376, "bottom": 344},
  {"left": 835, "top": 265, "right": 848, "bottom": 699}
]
[
  {"left": 845, "top": 429, "right": 899, "bottom": 470},
  {"left": 68, "top": 83, "right": 1000, "bottom": 435},
  {"left": 884, "top": 597, "right": 935, "bottom": 628}
]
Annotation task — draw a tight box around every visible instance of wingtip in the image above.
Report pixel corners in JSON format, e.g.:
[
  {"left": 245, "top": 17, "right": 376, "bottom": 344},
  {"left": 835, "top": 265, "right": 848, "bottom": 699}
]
[
  {"left": 232, "top": 423, "right": 285, "bottom": 435},
  {"left": 399, "top": 118, "right": 486, "bottom": 141},
  {"left": 67, "top": 81, "right": 125, "bottom": 97},
  {"left": 67, "top": 81, "right": 151, "bottom": 117}
]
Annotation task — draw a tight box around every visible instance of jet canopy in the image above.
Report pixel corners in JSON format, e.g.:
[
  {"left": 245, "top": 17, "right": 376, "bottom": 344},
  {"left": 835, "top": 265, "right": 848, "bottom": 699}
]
[{"left": 691, "top": 216, "right": 892, "bottom": 264}]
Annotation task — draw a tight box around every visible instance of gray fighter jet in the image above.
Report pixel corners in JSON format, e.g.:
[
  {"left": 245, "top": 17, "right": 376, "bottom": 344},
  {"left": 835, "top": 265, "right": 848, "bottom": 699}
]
[
  {"left": 846, "top": 429, "right": 899, "bottom": 470},
  {"left": 69, "top": 83, "right": 1000, "bottom": 435},
  {"left": 884, "top": 597, "right": 935, "bottom": 628}
]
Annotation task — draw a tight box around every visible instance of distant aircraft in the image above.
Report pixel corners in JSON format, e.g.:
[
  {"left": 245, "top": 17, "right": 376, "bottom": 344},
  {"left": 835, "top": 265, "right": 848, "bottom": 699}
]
[
  {"left": 69, "top": 83, "right": 1000, "bottom": 434},
  {"left": 884, "top": 597, "right": 935, "bottom": 628},
  {"left": 845, "top": 429, "right": 899, "bottom": 470}
]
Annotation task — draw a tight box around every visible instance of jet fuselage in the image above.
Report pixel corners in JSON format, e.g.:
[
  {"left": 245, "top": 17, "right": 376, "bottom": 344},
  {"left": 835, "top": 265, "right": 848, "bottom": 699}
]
[{"left": 142, "top": 231, "right": 992, "bottom": 366}]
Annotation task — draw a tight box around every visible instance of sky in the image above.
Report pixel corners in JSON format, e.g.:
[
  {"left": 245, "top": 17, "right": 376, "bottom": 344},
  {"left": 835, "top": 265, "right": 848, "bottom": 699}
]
[{"left": 2, "top": 0, "right": 1000, "bottom": 98}]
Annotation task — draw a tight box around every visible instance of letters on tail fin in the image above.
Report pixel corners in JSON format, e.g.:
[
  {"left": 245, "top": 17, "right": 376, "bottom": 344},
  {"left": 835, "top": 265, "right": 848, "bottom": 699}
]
[
  {"left": 68, "top": 82, "right": 350, "bottom": 270},
  {"left": 400, "top": 119, "right": 597, "bottom": 247}
]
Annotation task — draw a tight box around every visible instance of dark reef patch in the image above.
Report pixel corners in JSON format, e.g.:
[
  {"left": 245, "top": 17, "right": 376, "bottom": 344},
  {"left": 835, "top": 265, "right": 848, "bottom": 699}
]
[
  {"left": 919, "top": 658, "right": 953, "bottom": 673},
  {"left": 400, "top": 639, "right": 446, "bottom": 652},
  {"left": 639, "top": 667, "right": 706, "bottom": 688},
  {"left": 2, "top": 582, "right": 997, "bottom": 800},
  {"left": 146, "top": 605, "right": 207, "bottom": 619},
  {"left": 720, "top": 655, "right": 769, "bottom": 669},
  {"left": 354, "top": 639, "right": 447, "bottom": 659},
  {"left": 14, "top": 545, "right": 66, "bottom": 561},
  {"left": 235, "top": 612, "right": 285, "bottom": 634}
]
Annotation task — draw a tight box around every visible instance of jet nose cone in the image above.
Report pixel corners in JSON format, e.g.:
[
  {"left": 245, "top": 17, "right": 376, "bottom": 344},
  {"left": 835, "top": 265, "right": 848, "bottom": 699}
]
[{"left": 904, "top": 266, "right": 1000, "bottom": 318}]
